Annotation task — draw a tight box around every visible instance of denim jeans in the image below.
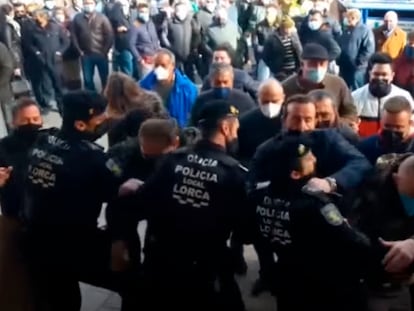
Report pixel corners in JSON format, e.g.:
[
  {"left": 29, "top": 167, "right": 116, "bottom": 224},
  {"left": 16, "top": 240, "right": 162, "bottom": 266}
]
[
  {"left": 257, "top": 59, "right": 271, "bottom": 82},
  {"left": 341, "top": 68, "right": 366, "bottom": 91},
  {"left": 114, "top": 50, "right": 134, "bottom": 77},
  {"left": 81, "top": 53, "right": 109, "bottom": 91}
]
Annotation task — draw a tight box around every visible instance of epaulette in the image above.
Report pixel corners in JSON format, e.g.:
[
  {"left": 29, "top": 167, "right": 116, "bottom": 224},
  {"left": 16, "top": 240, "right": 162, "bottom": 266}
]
[
  {"left": 255, "top": 181, "right": 270, "bottom": 190},
  {"left": 238, "top": 163, "right": 249, "bottom": 173},
  {"left": 80, "top": 139, "right": 104, "bottom": 151}
]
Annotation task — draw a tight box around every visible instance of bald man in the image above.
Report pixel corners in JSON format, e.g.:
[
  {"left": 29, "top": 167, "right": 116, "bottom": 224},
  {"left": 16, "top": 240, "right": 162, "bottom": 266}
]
[
  {"left": 238, "top": 78, "right": 285, "bottom": 165},
  {"left": 373, "top": 11, "right": 407, "bottom": 59},
  {"left": 351, "top": 153, "right": 414, "bottom": 311}
]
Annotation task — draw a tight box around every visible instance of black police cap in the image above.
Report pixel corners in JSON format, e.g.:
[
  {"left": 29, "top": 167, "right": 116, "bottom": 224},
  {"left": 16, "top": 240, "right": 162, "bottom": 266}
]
[
  {"left": 272, "top": 135, "right": 313, "bottom": 178},
  {"left": 197, "top": 99, "right": 239, "bottom": 126},
  {"left": 62, "top": 90, "right": 107, "bottom": 123}
]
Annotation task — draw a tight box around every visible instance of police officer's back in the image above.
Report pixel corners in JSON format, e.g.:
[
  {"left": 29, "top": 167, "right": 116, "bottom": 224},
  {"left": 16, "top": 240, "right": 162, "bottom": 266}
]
[
  {"left": 23, "top": 91, "right": 130, "bottom": 311},
  {"left": 250, "top": 136, "right": 384, "bottom": 311},
  {"left": 116, "top": 100, "right": 247, "bottom": 310},
  {"left": 24, "top": 90, "right": 120, "bottom": 228}
]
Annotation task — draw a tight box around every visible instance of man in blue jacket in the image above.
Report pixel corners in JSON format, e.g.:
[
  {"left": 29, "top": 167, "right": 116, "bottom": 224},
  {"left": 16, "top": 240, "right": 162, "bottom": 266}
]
[
  {"left": 140, "top": 48, "right": 198, "bottom": 127},
  {"left": 247, "top": 93, "right": 371, "bottom": 194}
]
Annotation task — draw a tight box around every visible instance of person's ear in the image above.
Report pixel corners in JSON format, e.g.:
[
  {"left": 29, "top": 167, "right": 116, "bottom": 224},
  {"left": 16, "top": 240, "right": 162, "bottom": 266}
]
[
  {"left": 173, "top": 136, "right": 180, "bottom": 149},
  {"left": 74, "top": 120, "right": 87, "bottom": 132},
  {"left": 290, "top": 170, "right": 301, "bottom": 180}
]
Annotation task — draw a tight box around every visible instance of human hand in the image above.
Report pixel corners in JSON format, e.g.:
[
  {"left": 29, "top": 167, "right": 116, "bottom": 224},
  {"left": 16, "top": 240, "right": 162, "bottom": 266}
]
[
  {"left": 381, "top": 238, "right": 414, "bottom": 273},
  {"left": 118, "top": 178, "right": 144, "bottom": 196},
  {"left": 111, "top": 240, "right": 130, "bottom": 272},
  {"left": 0, "top": 166, "right": 12, "bottom": 187},
  {"left": 306, "top": 177, "right": 332, "bottom": 193}
]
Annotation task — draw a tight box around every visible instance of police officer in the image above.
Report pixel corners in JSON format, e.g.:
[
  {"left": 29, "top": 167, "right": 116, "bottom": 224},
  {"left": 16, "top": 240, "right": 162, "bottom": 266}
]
[
  {"left": 23, "top": 90, "right": 137, "bottom": 311},
  {"left": 248, "top": 94, "right": 371, "bottom": 196},
  {"left": 112, "top": 99, "right": 248, "bottom": 311},
  {"left": 250, "top": 135, "right": 385, "bottom": 311},
  {"left": 0, "top": 98, "right": 45, "bottom": 219}
]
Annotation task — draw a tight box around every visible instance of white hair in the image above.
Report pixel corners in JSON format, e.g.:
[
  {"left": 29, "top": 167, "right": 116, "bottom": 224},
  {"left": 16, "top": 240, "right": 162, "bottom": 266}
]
[{"left": 384, "top": 11, "right": 398, "bottom": 22}]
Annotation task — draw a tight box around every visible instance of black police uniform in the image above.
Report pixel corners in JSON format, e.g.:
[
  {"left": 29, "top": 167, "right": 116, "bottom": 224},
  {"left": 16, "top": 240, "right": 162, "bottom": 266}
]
[
  {"left": 23, "top": 91, "right": 135, "bottom": 311},
  {"left": 0, "top": 126, "right": 49, "bottom": 218},
  {"left": 112, "top": 102, "right": 248, "bottom": 311},
  {"left": 250, "top": 142, "right": 384, "bottom": 311}
]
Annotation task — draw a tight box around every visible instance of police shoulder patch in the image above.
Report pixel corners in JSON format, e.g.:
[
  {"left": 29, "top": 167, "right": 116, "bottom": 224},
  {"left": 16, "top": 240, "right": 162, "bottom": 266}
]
[
  {"left": 105, "top": 158, "right": 122, "bottom": 178},
  {"left": 320, "top": 203, "right": 343, "bottom": 226}
]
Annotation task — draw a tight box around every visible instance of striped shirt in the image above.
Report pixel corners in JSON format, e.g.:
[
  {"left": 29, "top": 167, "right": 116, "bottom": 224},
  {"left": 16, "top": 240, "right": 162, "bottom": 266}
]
[{"left": 281, "top": 35, "right": 296, "bottom": 72}]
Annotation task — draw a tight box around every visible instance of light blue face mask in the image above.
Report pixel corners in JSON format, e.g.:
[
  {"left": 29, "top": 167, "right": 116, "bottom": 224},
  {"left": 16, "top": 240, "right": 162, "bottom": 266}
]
[{"left": 399, "top": 194, "right": 414, "bottom": 216}]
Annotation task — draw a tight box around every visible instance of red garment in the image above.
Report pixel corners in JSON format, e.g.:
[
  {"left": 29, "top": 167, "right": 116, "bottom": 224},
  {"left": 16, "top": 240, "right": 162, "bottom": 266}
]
[{"left": 393, "top": 55, "right": 414, "bottom": 92}]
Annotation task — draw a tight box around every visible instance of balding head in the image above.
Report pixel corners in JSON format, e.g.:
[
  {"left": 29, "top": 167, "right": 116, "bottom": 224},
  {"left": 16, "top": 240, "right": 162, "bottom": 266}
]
[
  {"left": 384, "top": 11, "right": 398, "bottom": 31},
  {"left": 258, "top": 78, "right": 285, "bottom": 118},
  {"left": 394, "top": 155, "right": 414, "bottom": 198}
]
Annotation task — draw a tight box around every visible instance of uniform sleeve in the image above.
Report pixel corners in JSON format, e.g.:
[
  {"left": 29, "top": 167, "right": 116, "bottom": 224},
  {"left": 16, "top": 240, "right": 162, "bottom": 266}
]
[
  {"left": 315, "top": 200, "right": 386, "bottom": 273},
  {"left": 96, "top": 151, "right": 124, "bottom": 201}
]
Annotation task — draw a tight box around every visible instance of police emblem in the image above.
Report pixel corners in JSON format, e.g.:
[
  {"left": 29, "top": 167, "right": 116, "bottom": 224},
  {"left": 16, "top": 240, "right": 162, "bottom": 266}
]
[
  {"left": 230, "top": 105, "right": 239, "bottom": 115},
  {"left": 105, "top": 158, "right": 122, "bottom": 178},
  {"left": 320, "top": 203, "right": 343, "bottom": 226},
  {"left": 298, "top": 144, "right": 306, "bottom": 156}
]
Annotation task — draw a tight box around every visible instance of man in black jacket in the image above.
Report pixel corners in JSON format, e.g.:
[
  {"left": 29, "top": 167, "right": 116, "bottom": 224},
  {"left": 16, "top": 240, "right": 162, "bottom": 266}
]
[
  {"left": 238, "top": 78, "right": 284, "bottom": 165},
  {"left": 350, "top": 153, "right": 414, "bottom": 311},
  {"left": 0, "top": 98, "right": 43, "bottom": 219},
  {"left": 191, "top": 62, "right": 256, "bottom": 125},
  {"left": 108, "top": 0, "right": 135, "bottom": 76},
  {"left": 201, "top": 43, "right": 259, "bottom": 100},
  {"left": 262, "top": 16, "right": 302, "bottom": 81},
  {"left": 24, "top": 9, "right": 69, "bottom": 113}
]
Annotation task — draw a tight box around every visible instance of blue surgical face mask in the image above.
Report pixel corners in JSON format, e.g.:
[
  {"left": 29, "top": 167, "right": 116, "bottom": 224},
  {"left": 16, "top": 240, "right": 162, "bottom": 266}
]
[
  {"left": 405, "top": 46, "right": 414, "bottom": 59},
  {"left": 399, "top": 194, "right": 414, "bottom": 216},
  {"left": 213, "top": 87, "right": 231, "bottom": 99},
  {"left": 304, "top": 67, "right": 326, "bottom": 83},
  {"left": 138, "top": 12, "right": 150, "bottom": 23}
]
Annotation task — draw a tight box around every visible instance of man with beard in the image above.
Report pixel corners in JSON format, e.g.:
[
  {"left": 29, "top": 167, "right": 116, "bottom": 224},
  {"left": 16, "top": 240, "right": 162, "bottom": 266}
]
[
  {"left": 111, "top": 99, "right": 247, "bottom": 311},
  {"left": 309, "top": 89, "right": 359, "bottom": 145},
  {"left": 23, "top": 90, "right": 138, "bottom": 311},
  {"left": 352, "top": 52, "right": 414, "bottom": 138},
  {"left": 247, "top": 94, "right": 371, "bottom": 197},
  {"left": 358, "top": 96, "right": 414, "bottom": 165}
]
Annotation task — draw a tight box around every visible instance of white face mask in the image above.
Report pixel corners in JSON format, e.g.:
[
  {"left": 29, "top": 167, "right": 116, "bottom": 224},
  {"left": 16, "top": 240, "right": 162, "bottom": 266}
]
[
  {"left": 154, "top": 66, "right": 170, "bottom": 81},
  {"left": 205, "top": 2, "right": 216, "bottom": 12},
  {"left": 260, "top": 103, "right": 282, "bottom": 118},
  {"left": 122, "top": 5, "right": 129, "bottom": 16},
  {"left": 175, "top": 8, "right": 188, "bottom": 20},
  {"left": 45, "top": 0, "right": 55, "bottom": 9}
]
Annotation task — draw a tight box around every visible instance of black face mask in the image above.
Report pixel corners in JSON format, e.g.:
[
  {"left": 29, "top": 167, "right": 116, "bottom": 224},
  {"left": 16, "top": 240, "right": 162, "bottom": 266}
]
[
  {"left": 317, "top": 120, "right": 332, "bottom": 128},
  {"left": 14, "top": 123, "right": 42, "bottom": 142},
  {"left": 226, "top": 138, "right": 239, "bottom": 156},
  {"left": 285, "top": 129, "right": 304, "bottom": 136},
  {"left": 83, "top": 119, "right": 110, "bottom": 141},
  {"left": 380, "top": 129, "right": 405, "bottom": 151},
  {"left": 369, "top": 79, "right": 392, "bottom": 98}
]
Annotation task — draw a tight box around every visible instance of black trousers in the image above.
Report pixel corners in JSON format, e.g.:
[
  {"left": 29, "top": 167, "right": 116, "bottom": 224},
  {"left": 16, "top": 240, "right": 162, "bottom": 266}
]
[
  {"left": 31, "top": 61, "right": 63, "bottom": 110},
  {"left": 141, "top": 245, "right": 245, "bottom": 311},
  {"left": 25, "top": 227, "right": 140, "bottom": 311}
]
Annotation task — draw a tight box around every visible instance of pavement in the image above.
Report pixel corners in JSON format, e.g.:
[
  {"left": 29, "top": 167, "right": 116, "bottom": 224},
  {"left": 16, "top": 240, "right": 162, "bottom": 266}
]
[{"left": 42, "top": 112, "right": 276, "bottom": 311}]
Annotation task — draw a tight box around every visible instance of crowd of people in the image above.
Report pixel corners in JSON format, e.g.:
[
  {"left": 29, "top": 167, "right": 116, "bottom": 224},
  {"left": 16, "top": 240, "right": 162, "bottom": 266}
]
[{"left": 1, "top": 0, "right": 414, "bottom": 310}]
